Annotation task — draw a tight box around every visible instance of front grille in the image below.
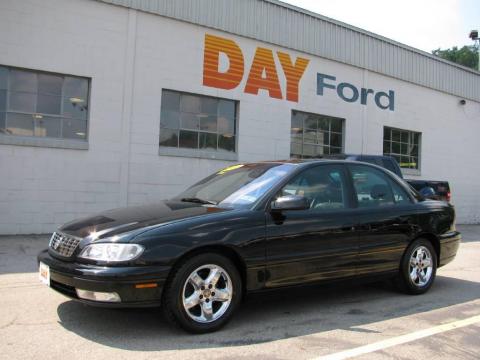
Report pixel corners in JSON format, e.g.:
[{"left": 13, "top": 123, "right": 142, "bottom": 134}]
[{"left": 49, "top": 232, "right": 81, "bottom": 257}]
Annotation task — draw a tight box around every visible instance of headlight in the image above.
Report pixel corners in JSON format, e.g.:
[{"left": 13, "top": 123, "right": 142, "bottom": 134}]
[{"left": 79, "top": 243, "right": 144, "bottom": 262}]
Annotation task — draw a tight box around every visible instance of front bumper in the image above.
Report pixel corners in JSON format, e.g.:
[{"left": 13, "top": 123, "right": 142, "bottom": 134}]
[
  {"left": 37, "top": 249, "right": 170, "bottom": 308},
  {"left": 438, "top": 230, "right": 461, "bottom": 267}
]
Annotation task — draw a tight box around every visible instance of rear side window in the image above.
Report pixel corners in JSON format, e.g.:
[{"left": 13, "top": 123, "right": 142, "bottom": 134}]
[
  {"left": 349, "top": 165, "right": 410, "bottom": 208},
  {"left": 391, "top": 181, "right": 411, "bottom": 204}
]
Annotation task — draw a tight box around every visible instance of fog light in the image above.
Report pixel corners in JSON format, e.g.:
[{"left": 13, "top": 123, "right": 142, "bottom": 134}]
[{"left": 76, "top": 289, "right": 121, "bottom": 302}]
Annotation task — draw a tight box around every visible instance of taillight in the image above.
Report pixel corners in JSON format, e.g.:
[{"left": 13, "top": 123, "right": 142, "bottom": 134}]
[{"left": 446, "top": 191, "right": 451, "bottom": 202}]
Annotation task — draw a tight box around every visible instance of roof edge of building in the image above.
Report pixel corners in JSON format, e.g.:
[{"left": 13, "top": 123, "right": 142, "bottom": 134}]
[{"left": 267, "top": 0, "right": 480, "bottom": 76}]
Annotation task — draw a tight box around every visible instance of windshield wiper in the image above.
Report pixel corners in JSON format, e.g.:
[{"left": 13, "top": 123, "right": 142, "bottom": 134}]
[{"left": 180, "top": 197, "right": 217, "bottom": 205}]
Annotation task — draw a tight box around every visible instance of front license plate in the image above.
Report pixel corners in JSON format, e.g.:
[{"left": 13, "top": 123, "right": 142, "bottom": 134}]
[{"left": 39, "top": 262, "right": 50, "bottom": 286}]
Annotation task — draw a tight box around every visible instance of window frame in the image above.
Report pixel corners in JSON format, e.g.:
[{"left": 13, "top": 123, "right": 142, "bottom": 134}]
[
  {"left": 290, "top": 110, "right": 345, "bottom": 159},
  {"left": 383, "top": 126, "right": 421, "bottom": 175},
  {"left": 346, "top": 163, "right": 414, "bottom": 209},
  {"left": 158, "top": 89, "right": 239, "bottom": 161},
  {"left": 0, "top": 64, "right": 90, "bottom": 150}
]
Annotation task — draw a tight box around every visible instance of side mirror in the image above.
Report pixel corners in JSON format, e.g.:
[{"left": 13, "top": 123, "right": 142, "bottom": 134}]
[{"left": 271, "top": 195, "right": 310, "bottom": 212}]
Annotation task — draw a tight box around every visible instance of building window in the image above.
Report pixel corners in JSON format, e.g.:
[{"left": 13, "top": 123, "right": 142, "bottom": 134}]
[
  {"left": 290, "top": 110, "right": 344, "bottom": 159},
  {"left": 159, "top": 90, "right": 237, "bottom": 159},
  {"left": 383, "top": 127, "right": 421, "bottom": 170},
  {"left": 0, "top": 65, "right": 89, "bottom": 143}
]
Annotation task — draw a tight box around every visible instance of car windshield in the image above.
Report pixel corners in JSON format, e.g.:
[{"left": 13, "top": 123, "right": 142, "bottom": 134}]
[{"left": 174, "top": 163, "right": 297, "bottom": 209}]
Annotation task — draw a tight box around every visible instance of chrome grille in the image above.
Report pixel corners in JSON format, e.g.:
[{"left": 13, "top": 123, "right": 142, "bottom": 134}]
[{"left": 49, "top": 232, "right": 81, "bottom": 257}]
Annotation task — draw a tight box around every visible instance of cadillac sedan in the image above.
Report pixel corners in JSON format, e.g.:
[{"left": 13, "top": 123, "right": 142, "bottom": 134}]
[{"left": 38, "top": 160, "right": 461, "bottom": 333}]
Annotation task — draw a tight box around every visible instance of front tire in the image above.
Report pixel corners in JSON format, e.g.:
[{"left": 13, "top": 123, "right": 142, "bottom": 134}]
[
  {"left": 162, "top": 253, "right": 242, "bottom": 333},
  {"left": 395, "top": 238, "right": 437, "bottom": 295}
]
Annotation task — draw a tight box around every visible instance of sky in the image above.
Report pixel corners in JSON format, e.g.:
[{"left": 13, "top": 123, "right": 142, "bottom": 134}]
[{"left": 281, "top": 0, "right": 479, "bottom": 53}]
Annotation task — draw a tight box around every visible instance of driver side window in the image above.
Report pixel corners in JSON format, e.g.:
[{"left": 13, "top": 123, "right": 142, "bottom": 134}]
[{"left": 280, "top": 165, "right": 347, "bottom": 211}]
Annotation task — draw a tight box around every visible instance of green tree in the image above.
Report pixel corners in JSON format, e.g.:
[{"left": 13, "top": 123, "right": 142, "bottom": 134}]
[{"left": 432, "top": 46, "right": 478, "bottom": 70}]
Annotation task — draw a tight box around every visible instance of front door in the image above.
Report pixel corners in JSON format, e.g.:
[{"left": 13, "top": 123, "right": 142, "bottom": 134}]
[{"left": 265, "top": 164, "right": 358, "bottom": 288}]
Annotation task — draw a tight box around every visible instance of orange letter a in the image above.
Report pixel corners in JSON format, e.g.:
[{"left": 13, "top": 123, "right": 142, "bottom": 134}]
[
  {"left": 244, "top": 47, "right": 283, "bottom": 99},
  {"left": 203, "top": 34, "right": 244, "bottom": 90}
]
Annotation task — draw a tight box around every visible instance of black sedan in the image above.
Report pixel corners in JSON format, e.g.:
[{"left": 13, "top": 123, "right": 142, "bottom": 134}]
[{"left": 38, "top": 160, "right": 461, "bottom": 333}]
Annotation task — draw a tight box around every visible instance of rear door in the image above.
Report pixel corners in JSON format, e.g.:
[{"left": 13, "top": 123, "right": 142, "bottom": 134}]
[
  {"left": 265, "top": 164, "right": 358, "bottom": 288},
  {"left": 346, "top": 164, "right": 417, "bottom": 275}
]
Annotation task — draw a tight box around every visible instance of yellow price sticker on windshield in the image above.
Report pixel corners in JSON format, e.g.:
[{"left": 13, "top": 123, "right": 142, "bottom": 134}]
[{"left": 217, "top": 164, "right": 244, "bottom": 175}]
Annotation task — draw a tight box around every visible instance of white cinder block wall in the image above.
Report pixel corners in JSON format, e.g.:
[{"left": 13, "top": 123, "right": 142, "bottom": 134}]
[{"left": 0, "top": 0, "right": 479, "bottom": 234}]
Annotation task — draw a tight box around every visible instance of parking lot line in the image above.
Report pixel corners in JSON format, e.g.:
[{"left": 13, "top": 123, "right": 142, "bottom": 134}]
[{"left": 314, "top": 314, "right": 480, "bottom": 360}]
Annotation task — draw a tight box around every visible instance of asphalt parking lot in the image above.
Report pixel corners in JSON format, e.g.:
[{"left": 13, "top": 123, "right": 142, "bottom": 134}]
[{"left": 0, "top": 225, "right": 479, "bottom": 360}]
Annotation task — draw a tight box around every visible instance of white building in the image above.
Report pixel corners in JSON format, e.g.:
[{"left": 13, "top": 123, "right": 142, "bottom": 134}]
[{"left": 0, "top": 0, "right": 479, "bottom": 234}]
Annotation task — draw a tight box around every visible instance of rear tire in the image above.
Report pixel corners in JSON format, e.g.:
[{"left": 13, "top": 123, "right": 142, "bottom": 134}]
[
  {"left": 162, "top": 253, "right": 242, "bottom": 333},
  {"left": 395, "top": 238, "right": 437, "bottom": 295}
]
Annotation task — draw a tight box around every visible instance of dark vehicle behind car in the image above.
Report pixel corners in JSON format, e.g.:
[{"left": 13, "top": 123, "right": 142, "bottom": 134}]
[
  {"left": 407, "top": 180, "right": 451, "bottom": 201},
  {"left": 38, "top": 160, "right": 460, "bottom": 333}
]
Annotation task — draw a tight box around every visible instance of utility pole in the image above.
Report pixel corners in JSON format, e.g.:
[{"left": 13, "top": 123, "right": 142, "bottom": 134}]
[{"left": 469, "top": 30, "right": 479, "bottom": 71}]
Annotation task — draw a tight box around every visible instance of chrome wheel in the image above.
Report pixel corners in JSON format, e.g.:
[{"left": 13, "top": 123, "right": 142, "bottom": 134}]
[
  {"left": 182, "top": 264, "right": 233, "bottom": 323},
  {"left": 409, "top": 245, "right": 433, "bottom": 287}
]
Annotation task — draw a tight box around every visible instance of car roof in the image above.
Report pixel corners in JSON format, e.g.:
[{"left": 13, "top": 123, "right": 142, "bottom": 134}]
[
  {"left": 245, "top": 154, "right": 398, "bottom": 166},
  {"left": 242, "top": 159, "right": 372, "bottom": 167},
  {"left": 240, "top": 158, "right": 405, "bottom": 176}
]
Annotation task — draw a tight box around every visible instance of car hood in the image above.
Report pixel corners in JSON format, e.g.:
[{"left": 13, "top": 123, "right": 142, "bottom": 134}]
[{"left": 59, "top": 200, "right": 230, "bottom": 240}]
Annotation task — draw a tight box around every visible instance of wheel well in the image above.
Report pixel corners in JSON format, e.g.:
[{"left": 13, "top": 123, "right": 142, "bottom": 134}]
[
  {"left": 416, "top": 233, "right": 440, "bottom": 261},
  {"left": 168, "top": 245, "right": 247, "bottom": 294}
]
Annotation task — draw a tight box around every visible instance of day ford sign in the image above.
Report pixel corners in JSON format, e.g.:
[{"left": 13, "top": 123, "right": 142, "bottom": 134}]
[
  {"left": 317, "top": 73, "right": 395, "bottom": 111},
  {"left": 202, "top": 33, "right": 395, "bottom": 111}
]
